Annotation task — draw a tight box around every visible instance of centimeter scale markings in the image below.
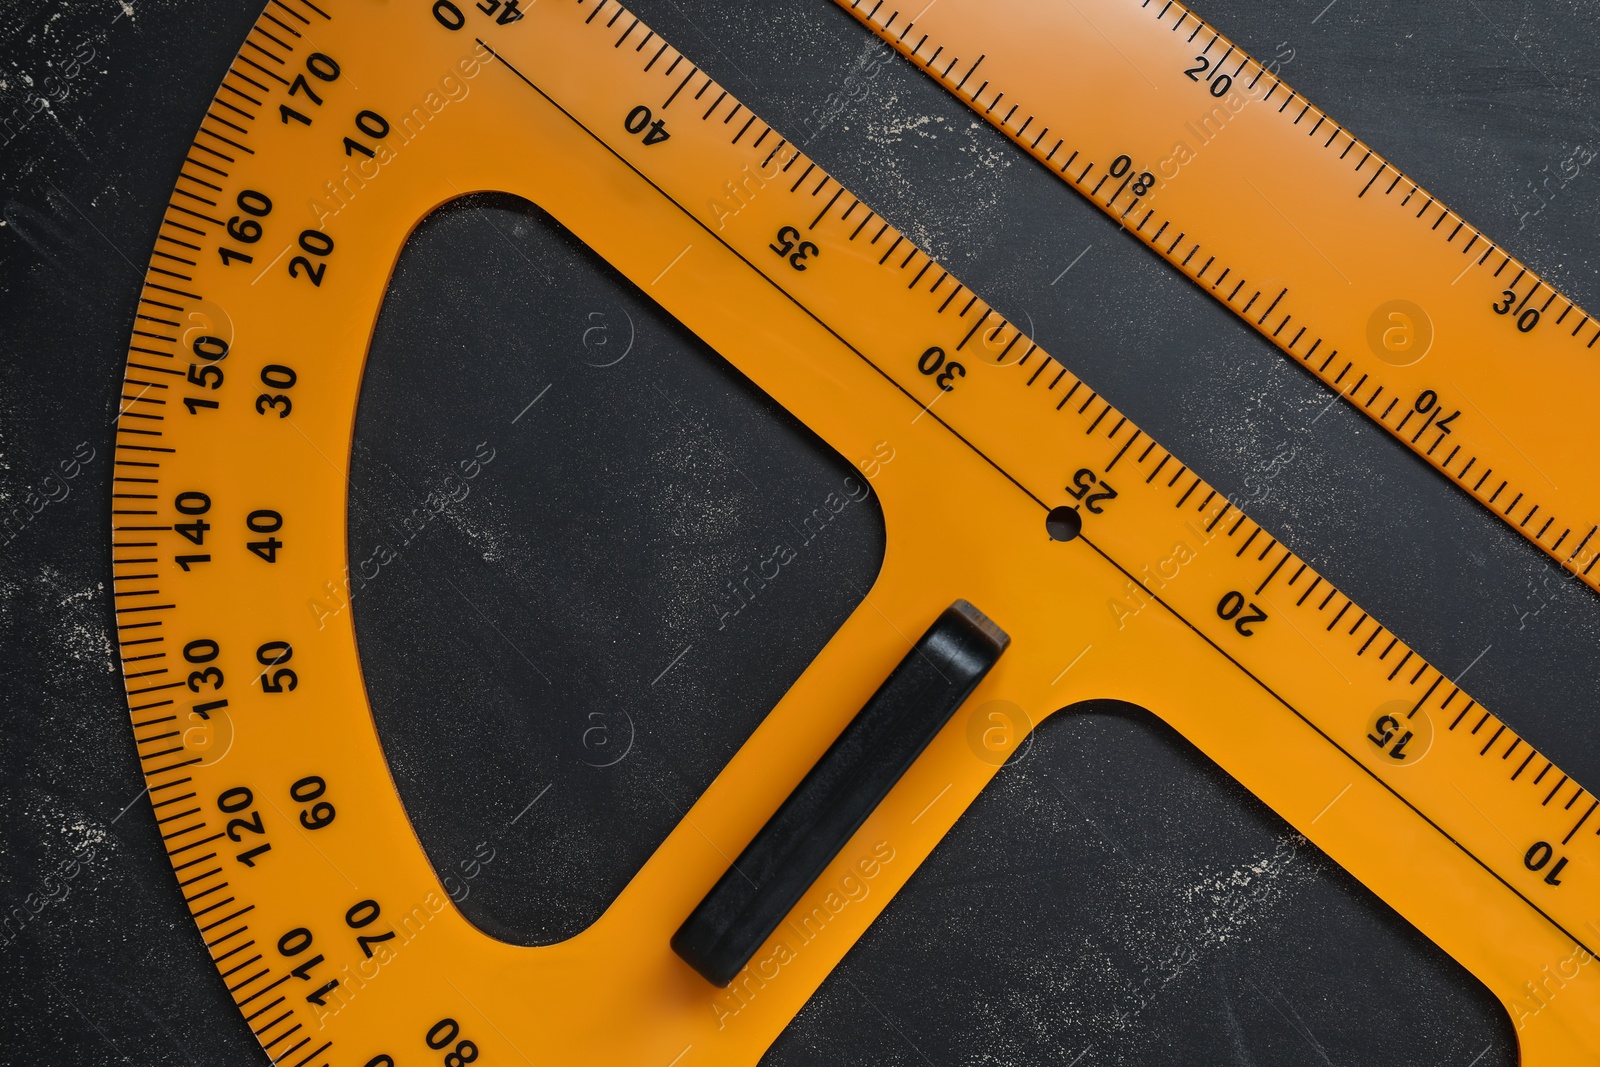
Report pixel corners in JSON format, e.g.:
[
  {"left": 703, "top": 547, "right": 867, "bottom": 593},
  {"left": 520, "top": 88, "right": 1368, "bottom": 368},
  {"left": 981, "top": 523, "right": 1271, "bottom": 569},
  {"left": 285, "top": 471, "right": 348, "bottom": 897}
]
[
  {"left": 111, "top": 0, "right": 1599, "bottom": 1063},
  {"left": 840, "top": 0, "right": 1600, "bottom": 596}
]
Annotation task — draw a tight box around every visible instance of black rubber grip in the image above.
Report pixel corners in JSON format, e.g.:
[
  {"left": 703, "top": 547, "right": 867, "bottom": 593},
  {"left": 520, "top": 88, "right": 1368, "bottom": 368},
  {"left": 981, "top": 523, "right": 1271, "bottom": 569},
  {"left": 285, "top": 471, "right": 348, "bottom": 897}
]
[{"left": 671, "top": 599, "right": 1010, "bottom": 986}]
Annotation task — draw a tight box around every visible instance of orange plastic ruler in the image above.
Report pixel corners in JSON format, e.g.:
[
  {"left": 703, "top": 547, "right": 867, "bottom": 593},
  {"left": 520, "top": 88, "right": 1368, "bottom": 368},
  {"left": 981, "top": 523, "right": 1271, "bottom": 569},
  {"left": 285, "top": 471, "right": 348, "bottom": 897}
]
[
  {"left": 111, "top": 0, "right": 1597, "bottom": 1063},
  {"left": 841, "top": 0, "right": 1600, "bottom": 596}
]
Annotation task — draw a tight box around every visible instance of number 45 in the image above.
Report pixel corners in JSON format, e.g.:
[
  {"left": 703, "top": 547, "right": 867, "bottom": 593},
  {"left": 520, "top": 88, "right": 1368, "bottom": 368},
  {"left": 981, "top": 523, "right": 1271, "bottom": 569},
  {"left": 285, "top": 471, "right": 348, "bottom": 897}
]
[{"left": 476, "top": 0, "right": 524, "bottom": 24}]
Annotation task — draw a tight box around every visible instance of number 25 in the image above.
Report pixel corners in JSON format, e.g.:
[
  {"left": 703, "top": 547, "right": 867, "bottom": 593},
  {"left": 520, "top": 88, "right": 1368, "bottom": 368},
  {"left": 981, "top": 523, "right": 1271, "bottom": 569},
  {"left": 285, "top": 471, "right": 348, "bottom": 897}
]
[{"left": 1066, "top": 467, "right": 1118, "bottom": 513}]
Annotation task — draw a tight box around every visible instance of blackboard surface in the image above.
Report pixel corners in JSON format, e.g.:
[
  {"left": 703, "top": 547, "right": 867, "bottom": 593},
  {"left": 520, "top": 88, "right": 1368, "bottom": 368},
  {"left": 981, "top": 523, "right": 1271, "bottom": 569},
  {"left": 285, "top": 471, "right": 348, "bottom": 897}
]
[{"left": 4, "top": 0, "right": 1596, "bottom": 1062}]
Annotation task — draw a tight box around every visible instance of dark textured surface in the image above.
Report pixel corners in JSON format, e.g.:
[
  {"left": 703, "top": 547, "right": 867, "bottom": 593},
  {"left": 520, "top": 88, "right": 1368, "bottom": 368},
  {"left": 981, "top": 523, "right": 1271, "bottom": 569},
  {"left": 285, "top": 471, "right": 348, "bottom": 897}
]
[
  {"left": 767, "top": 703, "right": 1510, "bottom": 1066},
  {"left": 2, "top": 0, "right": 1597, "bottom": 1062},
  {"left": 353, "top": 193, "right": 885, "bottom": 948}
]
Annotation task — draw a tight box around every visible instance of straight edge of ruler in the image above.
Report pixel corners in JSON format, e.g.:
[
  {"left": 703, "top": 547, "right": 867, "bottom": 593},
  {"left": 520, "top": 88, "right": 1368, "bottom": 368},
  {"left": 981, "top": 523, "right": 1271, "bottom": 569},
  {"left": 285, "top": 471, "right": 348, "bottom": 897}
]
[
  {"left": 547, "top": 0, "right": 1600, "bottom": 962},
  {"left": 836, "top": 0, "right": 1600, "bottom": 600},
  {"left": 111, "top": 0, "right": 1600, "bottom": 1034}
]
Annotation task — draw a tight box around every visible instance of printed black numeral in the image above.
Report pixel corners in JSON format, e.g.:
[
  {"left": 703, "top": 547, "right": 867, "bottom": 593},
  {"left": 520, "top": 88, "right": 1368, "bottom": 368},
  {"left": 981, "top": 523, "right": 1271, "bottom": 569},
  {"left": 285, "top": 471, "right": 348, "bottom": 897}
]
[
  {"left": 769, "top": 225, "right": 819, "bottom": 271},
  {"left": 624, "top": 104, "right": 670, "bottom": 146},
  {"left": 1216, "top": 590, "right": 1267, "bottom": 636},
  {"left": 1065, "top": 468, "right": 1118, "bottom": 513}
]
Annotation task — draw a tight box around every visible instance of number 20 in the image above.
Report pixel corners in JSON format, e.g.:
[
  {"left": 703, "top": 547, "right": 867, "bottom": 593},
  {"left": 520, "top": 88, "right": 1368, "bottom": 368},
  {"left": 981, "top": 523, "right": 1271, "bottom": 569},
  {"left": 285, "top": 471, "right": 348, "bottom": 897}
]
[
  {"left": 288, "top": 229, "right": 334, "bottom": 287},
  {"left": 1216, "top": 590, "right": 1268, "bottom": 636}
]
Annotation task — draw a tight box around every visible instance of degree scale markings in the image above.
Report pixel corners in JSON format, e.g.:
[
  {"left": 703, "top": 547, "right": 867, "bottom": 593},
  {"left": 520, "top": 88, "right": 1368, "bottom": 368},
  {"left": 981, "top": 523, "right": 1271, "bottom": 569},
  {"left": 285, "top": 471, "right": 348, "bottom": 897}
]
[
  {"left": 119, "top": 1, "right": 338, "bottom": 1064},
  {"left": 111, "top": 0, "right": 1600, "bottom": 1062},
  {"left": 840, "top": 0, "right": 1600, "bottom": 598}
]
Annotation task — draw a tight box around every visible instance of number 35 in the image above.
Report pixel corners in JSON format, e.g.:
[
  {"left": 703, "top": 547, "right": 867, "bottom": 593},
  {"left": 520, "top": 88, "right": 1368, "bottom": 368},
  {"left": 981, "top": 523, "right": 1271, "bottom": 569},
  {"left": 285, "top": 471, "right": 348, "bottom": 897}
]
[{"left": 769, "top": 225, "right": 819, "bottom": 271}]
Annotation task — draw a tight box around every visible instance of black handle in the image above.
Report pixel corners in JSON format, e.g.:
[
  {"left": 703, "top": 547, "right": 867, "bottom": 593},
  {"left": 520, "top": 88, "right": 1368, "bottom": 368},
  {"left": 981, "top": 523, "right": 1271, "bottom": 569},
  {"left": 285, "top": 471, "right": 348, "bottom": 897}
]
[{"left": 671, "top": 599, "right": 1009, "bottom": 986}]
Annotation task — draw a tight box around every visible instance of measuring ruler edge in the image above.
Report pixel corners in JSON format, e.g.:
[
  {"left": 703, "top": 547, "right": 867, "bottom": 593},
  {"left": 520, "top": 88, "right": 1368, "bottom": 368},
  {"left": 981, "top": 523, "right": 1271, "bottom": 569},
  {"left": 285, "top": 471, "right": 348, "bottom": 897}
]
[
  {"left": 110, "top": 0, "right": 1600, "bottom": 1056},
  {"left": 837, "top": 0, "right": 1600, "bottom": 597}
]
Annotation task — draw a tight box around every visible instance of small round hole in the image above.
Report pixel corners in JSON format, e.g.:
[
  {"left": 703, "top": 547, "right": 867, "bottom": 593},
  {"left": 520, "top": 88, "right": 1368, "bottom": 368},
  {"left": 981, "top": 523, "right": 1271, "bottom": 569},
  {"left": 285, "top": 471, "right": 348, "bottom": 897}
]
[{"left": 1045, "top": 505, "right": 1082, "bottom": 542}]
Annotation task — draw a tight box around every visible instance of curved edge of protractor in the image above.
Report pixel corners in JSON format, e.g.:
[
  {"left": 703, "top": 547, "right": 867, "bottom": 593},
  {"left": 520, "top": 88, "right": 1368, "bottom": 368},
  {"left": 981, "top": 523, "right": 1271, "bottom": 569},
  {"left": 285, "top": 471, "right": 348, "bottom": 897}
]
[
  {"left": 111, "top": 0, "right": 1600, "bottom": 1064},
  {"left": 837, "top": 0, "right": 1600, "bottom": 601}
]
